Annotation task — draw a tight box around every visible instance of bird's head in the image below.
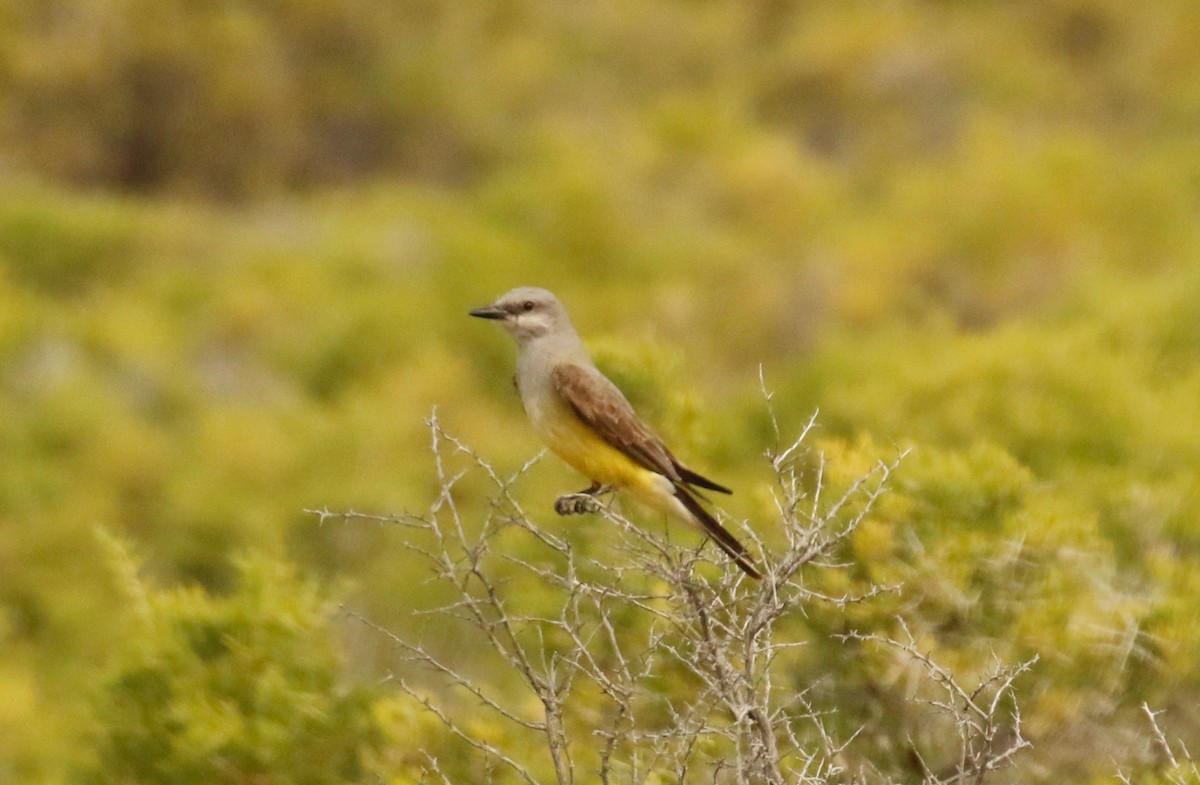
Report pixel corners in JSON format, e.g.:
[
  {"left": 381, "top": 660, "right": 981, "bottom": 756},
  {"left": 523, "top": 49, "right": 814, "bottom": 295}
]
[{"left": 469, "top": 286, "right": 574, "bottom": 345}]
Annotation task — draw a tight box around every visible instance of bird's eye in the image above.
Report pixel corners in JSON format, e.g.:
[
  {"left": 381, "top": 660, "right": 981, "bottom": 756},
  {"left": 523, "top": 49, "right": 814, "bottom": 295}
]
[{"left": 522, "top": 300, "right": 535, "bottom": 312}]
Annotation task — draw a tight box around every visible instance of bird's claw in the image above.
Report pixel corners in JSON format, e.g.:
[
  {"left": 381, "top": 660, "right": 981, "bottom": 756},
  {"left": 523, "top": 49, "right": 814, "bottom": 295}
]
[{"left": 554, "top": 493, "right": 602, "bottom": 516}]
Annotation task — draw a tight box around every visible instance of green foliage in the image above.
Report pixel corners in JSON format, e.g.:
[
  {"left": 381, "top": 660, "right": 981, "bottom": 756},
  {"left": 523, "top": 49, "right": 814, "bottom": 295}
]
[
  {"left": 757, "top": 433, "right": 1159, "bottom": 780},
  {"left": 0, "top": 195, "right": 143, "bottom": 296},
  {"left": 1, "top": 0, "right": 1199, "bottom": 782},
  {"left": 80, "top": 542, "right": 381, "bottom": 785}
]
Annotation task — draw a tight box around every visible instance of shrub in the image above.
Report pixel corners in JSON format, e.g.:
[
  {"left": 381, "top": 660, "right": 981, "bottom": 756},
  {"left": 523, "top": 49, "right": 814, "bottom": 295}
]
[{"left": 80, "top": 542, "right": 381, "bottom": 785}]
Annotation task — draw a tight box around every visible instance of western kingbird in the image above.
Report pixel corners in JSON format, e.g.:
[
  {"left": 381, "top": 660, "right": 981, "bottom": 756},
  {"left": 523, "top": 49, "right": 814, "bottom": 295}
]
[{"left": 470, "top": 286, "right": 761, "bottom": 579}]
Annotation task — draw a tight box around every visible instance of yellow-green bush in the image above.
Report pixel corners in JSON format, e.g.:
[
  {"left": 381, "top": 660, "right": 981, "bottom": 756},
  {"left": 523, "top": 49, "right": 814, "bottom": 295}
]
[
  {"left": 80, "top": 546, "right": 381, "bottom": 785},
  {"left": 2, "top": 0, "right": 1200, "bottom": 781}
]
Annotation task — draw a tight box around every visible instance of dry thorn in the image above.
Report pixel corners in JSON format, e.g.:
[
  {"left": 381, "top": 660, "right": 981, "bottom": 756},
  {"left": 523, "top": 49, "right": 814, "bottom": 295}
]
[{"left": 319, "top": 400, "right": 1034, "bottom": 784}]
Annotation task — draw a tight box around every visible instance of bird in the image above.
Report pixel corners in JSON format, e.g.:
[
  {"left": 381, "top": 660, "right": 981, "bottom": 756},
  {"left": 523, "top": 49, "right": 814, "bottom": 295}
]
[{"left": 469, "top": 286, "right": 761, "bottom": 579}]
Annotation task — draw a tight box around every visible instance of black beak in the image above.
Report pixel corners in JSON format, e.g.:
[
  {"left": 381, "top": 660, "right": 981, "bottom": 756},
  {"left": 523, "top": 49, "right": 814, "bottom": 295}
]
[{"left": 469, "top": 304, "right": 507, "bottom": 320}]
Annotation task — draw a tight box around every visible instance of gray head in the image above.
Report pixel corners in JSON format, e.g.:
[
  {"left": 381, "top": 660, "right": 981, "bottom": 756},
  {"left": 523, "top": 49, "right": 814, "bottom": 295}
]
[{"left": 469, "top": 286, "right": 577, "bottom": 345}]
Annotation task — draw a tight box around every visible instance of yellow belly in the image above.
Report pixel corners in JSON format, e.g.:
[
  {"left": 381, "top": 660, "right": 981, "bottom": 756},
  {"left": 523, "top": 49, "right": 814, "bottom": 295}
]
[
  {"left": 528, "top": 400, "right": 698, "bottom": 529},
  {"left": 532, "top": 405, "right": 652, "bottom": 491}
]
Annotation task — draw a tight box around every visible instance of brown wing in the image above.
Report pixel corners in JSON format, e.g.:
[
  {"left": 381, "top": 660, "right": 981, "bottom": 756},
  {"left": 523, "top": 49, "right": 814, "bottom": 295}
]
[
  {"left": 551, "top": 364, "right": 732, "bottom": 493},
  {"left": 553, "top": 363, "right": 757, "bottom": 578},
  {"left": 551, "top": 363, "right": 682, "bottom": 481}
]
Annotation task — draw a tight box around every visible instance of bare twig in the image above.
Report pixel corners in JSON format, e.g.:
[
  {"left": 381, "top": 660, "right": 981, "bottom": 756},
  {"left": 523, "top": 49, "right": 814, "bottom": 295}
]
[{"left": 313, "top": 398, "right": 1037, "bottom": 784}]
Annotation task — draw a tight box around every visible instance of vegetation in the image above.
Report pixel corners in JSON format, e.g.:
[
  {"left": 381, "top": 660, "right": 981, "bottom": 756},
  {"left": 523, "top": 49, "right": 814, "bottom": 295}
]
[
  {"left": 1, "top": 0, "right": 1198, "bottom": 782},
  {"left": 80, "top": 541, "right": 381, "bottom": 785}
]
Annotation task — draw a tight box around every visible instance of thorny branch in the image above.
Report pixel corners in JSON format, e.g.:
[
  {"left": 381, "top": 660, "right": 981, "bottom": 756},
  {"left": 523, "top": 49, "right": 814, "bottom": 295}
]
[
  {"left": 1115, "top": 704, "right": 1197, "bottom": 785},
  {"left": 837, "top": 620, "right": 1037, "bottom": 785},
  {"left": 309, "top": 400, "right": 1038, "bottom": 784}
]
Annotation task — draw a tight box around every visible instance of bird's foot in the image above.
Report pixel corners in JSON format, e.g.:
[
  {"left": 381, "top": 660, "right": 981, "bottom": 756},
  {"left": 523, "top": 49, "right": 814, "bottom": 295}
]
[{"left": 554, "top": 492, "right": 604, "bottom": 516}]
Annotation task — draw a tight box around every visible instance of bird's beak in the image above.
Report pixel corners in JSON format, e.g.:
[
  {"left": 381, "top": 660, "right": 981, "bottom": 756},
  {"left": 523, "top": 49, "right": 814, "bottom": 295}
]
[{"left": 469, "top": 304, "right": 508, "bottom": 320}]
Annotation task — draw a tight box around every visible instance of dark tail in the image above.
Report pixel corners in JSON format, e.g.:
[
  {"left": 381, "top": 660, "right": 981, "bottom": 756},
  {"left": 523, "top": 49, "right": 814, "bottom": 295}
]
[
  {"left": 675, "top": 465, "right": 732, "bottom": 494},
  {"left": 673, "top": 486, "right": 762, "bottom": 580}
]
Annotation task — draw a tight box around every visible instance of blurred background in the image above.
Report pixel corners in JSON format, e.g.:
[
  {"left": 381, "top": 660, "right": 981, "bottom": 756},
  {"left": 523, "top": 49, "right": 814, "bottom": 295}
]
[{"left": 2, "top": 1, "right": 1199, "bottom": 783}]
